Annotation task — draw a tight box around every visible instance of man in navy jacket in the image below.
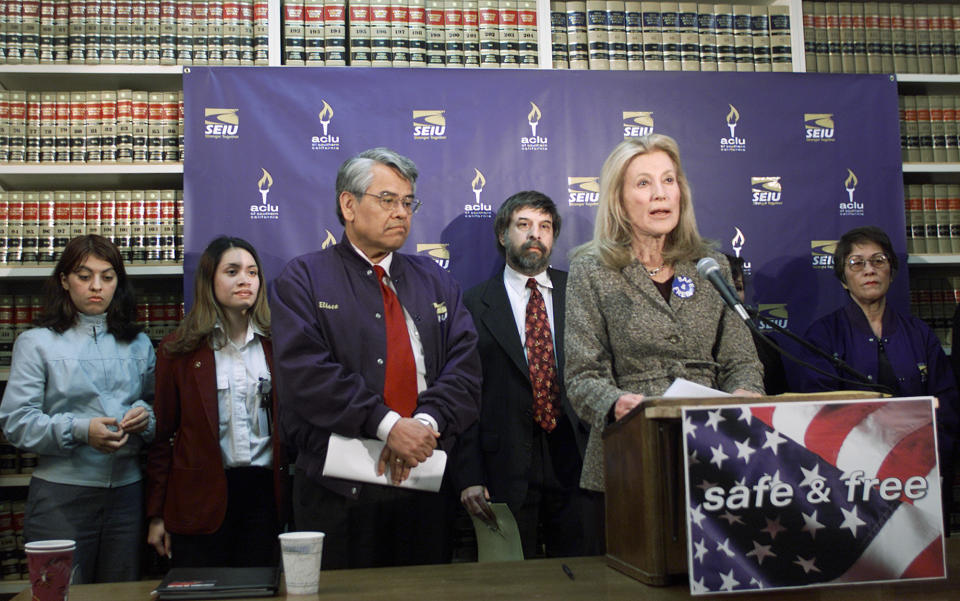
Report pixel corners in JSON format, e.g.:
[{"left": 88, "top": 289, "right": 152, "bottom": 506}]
[{"left": 270, "top": 147, "right": 481, "bottom": 569}]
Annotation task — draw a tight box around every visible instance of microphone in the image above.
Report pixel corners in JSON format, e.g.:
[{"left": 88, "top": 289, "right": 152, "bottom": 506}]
[{"left": 696, "top": 257, "right": 750, "bottom": 322}]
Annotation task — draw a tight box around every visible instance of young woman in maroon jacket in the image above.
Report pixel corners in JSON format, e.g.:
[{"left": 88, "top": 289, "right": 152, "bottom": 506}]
[{"left": 145, "top": 236, "right": 289, "bottom": 567}]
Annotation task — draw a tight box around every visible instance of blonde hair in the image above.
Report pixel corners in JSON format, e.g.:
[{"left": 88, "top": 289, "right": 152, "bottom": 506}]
[{"left": 572, "top": 134, "right": 709, "bottom": 270}]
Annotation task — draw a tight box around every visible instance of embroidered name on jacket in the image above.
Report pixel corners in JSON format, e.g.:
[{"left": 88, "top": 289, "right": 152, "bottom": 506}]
[{"left": 317, "top": 301, "right": 339, "bottom": 310}]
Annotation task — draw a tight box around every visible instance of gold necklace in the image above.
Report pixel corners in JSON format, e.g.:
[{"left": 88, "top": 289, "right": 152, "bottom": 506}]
[{"left": 645, "top": 262, "right": 665, "bottom": 277}]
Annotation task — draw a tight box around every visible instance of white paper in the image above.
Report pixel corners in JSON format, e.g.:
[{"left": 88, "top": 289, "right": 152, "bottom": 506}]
[
  {"left": 322, "top": 433, "right": 447, "bottom": 492},
  {"left": 661, "top": 377, "right": 731, "bottom": 399}
]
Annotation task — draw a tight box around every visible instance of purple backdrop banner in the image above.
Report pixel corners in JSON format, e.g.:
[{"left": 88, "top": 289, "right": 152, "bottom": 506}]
[{"left": 183, "top": 67, "right": 904, "bottom": 340}]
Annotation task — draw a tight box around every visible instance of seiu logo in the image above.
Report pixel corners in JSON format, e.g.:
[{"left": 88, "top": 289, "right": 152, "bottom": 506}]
[
  {"left": 413, "top": 125, "right": 445, "bottom": 136},
  {"left": 756, "top": 304, "right": 788, "bottom": 330},
  {"left": 806, "top": 128, "right": 834, "bottom": 139},
  {"left": 205, "top": 123, "right": 238, "bottom": 136},
  {"left": 752, "top": 191, "right": 781, "bottom": 202},
  {"left": 624, "top": 126, "right": 654, "bottom": 137},
  {"left": 204, "top": 108, "right": 239, "bottom": 138}
]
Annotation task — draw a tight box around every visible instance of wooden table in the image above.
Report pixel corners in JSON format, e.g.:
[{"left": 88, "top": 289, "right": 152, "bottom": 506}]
[{"left": 11, "top": 539, "right": 960, "bottom": 601}]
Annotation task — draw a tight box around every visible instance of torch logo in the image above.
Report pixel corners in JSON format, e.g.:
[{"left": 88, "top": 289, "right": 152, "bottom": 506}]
[
  {"left": 311, "top": 100, "right": 340, "bottom": 151},
  {"left": 464, "top": 169, "right": 492, "bottom": 217},
  {"left": 522, "top": 102, "right": 548, "bottom": 150},
  {"left": 840, "top": 169, "right": 863, "bottom": 216},
  {"left": 721, "top": 104, "right": 746, "bottom": 151},
  {"left": 250, "top": 168, "right": 279, "bottom": 220},
  {"left": 731, "top": 227, "right": 751, "bottom": 273}
]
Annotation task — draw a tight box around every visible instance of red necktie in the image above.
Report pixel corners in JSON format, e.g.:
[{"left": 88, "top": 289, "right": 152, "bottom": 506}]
[
  {"left": 374, "top": 265, "right": 418, "bottom": 417},
  {"left": 525, "top": 278, "right": 561, "bottom": 432}
]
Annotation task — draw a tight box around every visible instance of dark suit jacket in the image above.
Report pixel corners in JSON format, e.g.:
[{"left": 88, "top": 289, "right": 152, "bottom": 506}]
[
  {"left": 145, "top": 335, "right": 290, "bottom": 535},
  {"left": 455, "top": 267, "right": 588, "bottom": 514}
]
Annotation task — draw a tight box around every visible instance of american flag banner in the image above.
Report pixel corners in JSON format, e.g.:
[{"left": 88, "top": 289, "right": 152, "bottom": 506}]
[{"left": 682, "top": 397, "right": 946, "bottom": 594}]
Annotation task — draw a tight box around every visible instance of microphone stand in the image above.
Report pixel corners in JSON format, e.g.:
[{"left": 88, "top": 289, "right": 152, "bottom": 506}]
[{"left": 741, "top": 306, "right": 895, "bottom": 396}]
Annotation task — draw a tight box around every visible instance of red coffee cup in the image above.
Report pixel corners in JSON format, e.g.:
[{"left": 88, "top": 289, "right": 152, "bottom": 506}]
[{"left": 24, "top": 540, "right": 75, "bottom": 601}]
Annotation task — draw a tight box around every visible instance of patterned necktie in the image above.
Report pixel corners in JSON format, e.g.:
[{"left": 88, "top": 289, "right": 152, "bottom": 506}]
[
  {"left": 525, "top": 278, "right": 560, "bottom": 432},
  {"left": 374, "top": 265, "right": 417, "bottom": 417}
]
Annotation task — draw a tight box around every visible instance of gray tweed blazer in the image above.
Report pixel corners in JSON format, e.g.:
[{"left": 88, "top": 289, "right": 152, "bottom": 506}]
[{"left": 564, "top": 249, "right": 764, "bottom": 491}]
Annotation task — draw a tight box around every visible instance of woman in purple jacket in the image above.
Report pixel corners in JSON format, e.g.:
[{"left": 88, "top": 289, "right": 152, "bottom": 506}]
[{"left": 791, "top": 226, "right": 958, "bottom": 518}]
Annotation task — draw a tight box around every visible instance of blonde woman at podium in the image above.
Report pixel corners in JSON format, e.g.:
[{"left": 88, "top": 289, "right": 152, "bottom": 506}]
[{"left": 564, "top": 134, "right": 764, "bottom": 504}]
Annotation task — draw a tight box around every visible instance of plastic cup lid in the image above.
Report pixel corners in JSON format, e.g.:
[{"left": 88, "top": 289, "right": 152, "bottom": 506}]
[{"left": 24, "top": 540, "right": 76, "bottom": 552}]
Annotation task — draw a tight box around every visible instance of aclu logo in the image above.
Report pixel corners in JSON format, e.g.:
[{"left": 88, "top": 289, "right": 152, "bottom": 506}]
[
  {"left": 751, "top": 177, "right": 783, "bottom": 206},
  {"left": 521, "top": 102, "right": 548, "bottom": 151},
  {"left": 756, "top": 304, "right": 789, "bottom": 331},
  {"left": 464, "top": 169, "right": 493, "bottom": 218},
  {"left": 413, "top": 110, "right": 447, "bottom": 140},
  {"left": 311, "top": 100, "right": 340, "bottom": 151},
  {"left": 622, "top": 111, "right": 654, "bottom": 138},
  {"left": 804, "top": 113, "right": 835, "bottom": 142},
  {"left": 417, "top": 243, "right": 451, "bottom": 270},
  {"left": 839, "top": 168, "right": 863, "bottom": 216},
  {"left": 810, "top": 240, "right": 838, "bottom": 269},
  {"left": 568, "top": 177, "right": 600, "bottom": 207},
  {"left": 250, "top": 168, "right": 279, "bottom": 220},
  {"left": 730, "top": 227, "right": 752, "bottom": 275},
  {"left": 720, "top": 104, "right": 746, "bottom": 152},
  {"left": 204, "top": 108, "right": 239, "bottom": 139}
]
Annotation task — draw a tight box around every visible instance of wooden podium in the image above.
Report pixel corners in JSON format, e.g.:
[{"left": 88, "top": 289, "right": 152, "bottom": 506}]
[{"left": 601, "top": 392, "right": 880, "bottom": 586}]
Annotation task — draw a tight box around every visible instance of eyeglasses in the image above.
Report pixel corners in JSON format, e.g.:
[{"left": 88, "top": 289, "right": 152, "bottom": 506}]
[
  {"left": 360, "top": 191, "right": 422, "bottom": 215},
  {"left": 846, "top": 253, "right": 890, "bottom": 272}
]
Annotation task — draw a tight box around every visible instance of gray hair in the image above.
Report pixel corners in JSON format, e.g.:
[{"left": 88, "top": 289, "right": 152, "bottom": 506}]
[{"left": 335, "top": 147, "right": 419, "bottom": 225}]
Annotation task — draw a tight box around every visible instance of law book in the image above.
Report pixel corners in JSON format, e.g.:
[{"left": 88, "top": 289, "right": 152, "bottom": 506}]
[
  {"left": 283, "top": 0, "right": 305, "bottom": 63},
  {"left": 913, "top": 3, "right": 930, "bottom": 74},
  {"left": 677, "top": 1, "right": 696, "bottom": 71},
  {"left": 39, "top": 0, "right": 55, "bottom": 63},
  {"left": 301, "top": 0, "right": 322, "bottom": 65},
  {"left": 517, "top": 0, "right": 535, "bottom": 67},
  {"left": 877, "top": 0, "right": 893, "bottom": 73},
  {"left": 389, "top": 0, "right": 409, "bottom": 67},
  {"left": 586, "top": 0, "right": 609, "bottom": 69},
  {"left": 24, "top": 92, "right": 39, "bottom": 163},
  {"left": 252, "top": 0, "right": 267, "bottom": 63},
  {"left": 406, "top": 0, "right": 426, "bottom": 66},
  {"left": 7, "top": 0, "right": 25, "bottom": 64},
  {"left": 101, "top": 0, "right": 119, "bottom": 63},
  {"left": 191, "top": 0, "right": 208, "bottom": 64},
  {"left": 174, "top": 0, "right": 192, "bottom": 63},
  {"left": 919, "top": 184, "right": 936, "bottom": 254},
  {"left": 801, "top": 1, "right": 815, "bottom": 70},
  {"left": 835, "top": 1, "right": 853, "bottom": 72},
  {"left": 221, "top": 0, "right": 241, "bottom": 64},
  {"left": 174, "top": 189, "right": 183, "bottom": 261},
  {"left": 889, "top": 1, "right": 908, "bottom": 73},
  {"left": 425, "top": 0, "right": 445, "bottom": 67},
  {"left": 917, "top": 94, "right": 933, "bottom": 163},
  {"left": 99, "top": 189, "right": 115, "bottom": 244},
  {"left": 697, "top": 2, "right": 716, "bottom": 71},
  {"left": 84, "top": 0, "right": 101, "bottom": 64},
  {"left": 129, "top": 0, "right": 147, "bottom": 63},
  {"left": 0, "top": 92, "right": 8, "bottom": 162},
  {"left": 640, "top": 1, "right": 661, "bottom": 70},
  {"left": 952, "top": 5, "right": 960, "bottom": 75},
  {"left": 931, "top": 94, "right": 947, "bottom": 163},
  {"left": 730, "top": 3, "right": 750, "bottom": 71},
  {"left": 131, "top": 90, "right": 147, "bottom": 162},
  {"left": 129, "top": 189, "right": 145, "bottom": 261},
  {"left": 768, "top": 3, "right": 790, "bottom": 72},
  {"left": 660, "top": 1, "right": 680, "bottom": 70},
  {"left": 37, "top": 191, "right": 54, "bottom": 263},
  {"left": 943, "top": 3, "right": 957, "bottom": 75},
  {"left": 477, "top": 0, "right": 498, "bottom": 67},
  {"left": 497, "top": 0, "right": 518, "bottom": 67},
  {"left": 207, "top": 0, "right": 224, "bottom": 64},
  {"left": 145, "top": 0, "right": 162, "bottom": 64},
  {"left": 935, "top": 183, "right": 952, "bottom": 254},
  {"left": 811, "top": 1, "right": 829, "bottom": 72},
  {"left": 115, "top": 88, "right": 132, "bottom": 162},
  {"left": 821, "top": 0, "right": 839, "bottom": 72},
  {"left": 158, "top": 0, "right": 175, "bottom": 64},
  {"left": 549, "top": 0, "right": 567, "bottom": 68},
  {"left": 21, "top": 0, "right": 40, "bottom": 63},
  {"left": 161, "top": 91, "right": 177, "bottom": 162},
  {"left": 68, "top": 190, "right": 85, "bottom": 240},
  {"left": 565, "top": 0, "right": 587, "bottom": 69},
  {"left": 930, "top": 3, "right": 944, "bottom": 75},
  {"left": 38, "top": 91, "right": 54, "bottom": 162},
  {"left": 5, "top": 192, "right": 23, "bottom": 263},
  {"left": 902, "top": 94, "right": 920, "bottom": 163},
  {"left": 145, "top": 91, "right": 162, "bottom": 163},
  {"left": 945, "top": 94, "right": 960, "bottom": 163},
  {"left": 714, "top": 2, "right": 733, "bottom": 72},
  {"left": 238, "top": 0, "right": 255, "bottom": 64},
  {"left": 323, "top": 0, "right": 347, "bottom": 65},
  {"left": 160, "top": 189, "right": 175, "bottom": 261},
  {"left": 83, "top": 90, "right": 101, "bottom": 162},
  {"left": 370, "top": 0, "right": 394, "bottom": 67},
  {"left": 0, "top": 194, "right": 7, "bottom": 264},
  {"left": 112, "top": 189, "right": 131, "bottom": 260},
  {"left": 68, "top": 0, "right": 86, "bottom": 63},
  {"left": 749, "top": 4, "right": 767, "bottom": 72},
  {"left": 144, "top": 189, "right": 161, "bottom": 261},
  {"left": 176, "top": 90, "right": 183, "bottom": 162},
  {"left": 83, "top": 190, "right": 103, "bottom": 236},
  {"left": 7, "top": 91, "right": 26, "bottom": 163},
  {"left": 902, "top": 2, "right": 919, "bottom": 73},
  {"left": 950, "top": 184, "right": 960, "bottom": 254},
  {"left": 460, "top": 0, "right": 477, "bottom": 67},
  {"left": 102, "top": 90, "right": 119, "bottom": 161},
  {"left": 443, "top": 0, "right": 464, "bottom": 67},
  {"left": 53, "top": 91, "right": 68, "bottom": 162},
  {"left": 20, "top": 192, "right": 38, "bottom": 264},
  {"left": 50, "top": 190, "right": 69, "bottom": 258},
  {"left": 53, "top": 0, "right": 70, "bottom": 62},
  {"left": 624, "top": 0, "right": 641, "bottom": 70}
]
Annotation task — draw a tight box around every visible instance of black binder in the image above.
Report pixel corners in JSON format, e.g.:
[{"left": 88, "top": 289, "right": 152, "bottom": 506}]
[{"left": 154, "top": 566, "right": 280, "bottom": 600}]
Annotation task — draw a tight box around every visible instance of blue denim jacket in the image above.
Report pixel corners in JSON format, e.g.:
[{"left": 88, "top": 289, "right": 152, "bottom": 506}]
[{"left": 0, "top": 313, "right": 156, "bottom": 487}]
